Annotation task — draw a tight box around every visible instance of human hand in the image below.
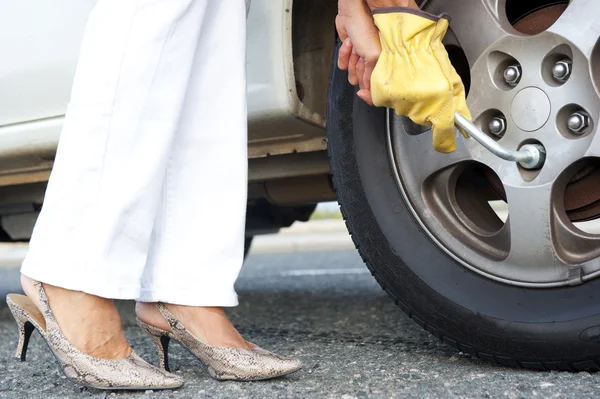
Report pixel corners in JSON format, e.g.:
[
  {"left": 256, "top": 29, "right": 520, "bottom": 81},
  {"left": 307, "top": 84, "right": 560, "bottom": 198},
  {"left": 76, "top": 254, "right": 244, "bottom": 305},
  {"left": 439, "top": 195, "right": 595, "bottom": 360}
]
[{"left": 336, "top": 0, "right": 420, "bottom": 105}]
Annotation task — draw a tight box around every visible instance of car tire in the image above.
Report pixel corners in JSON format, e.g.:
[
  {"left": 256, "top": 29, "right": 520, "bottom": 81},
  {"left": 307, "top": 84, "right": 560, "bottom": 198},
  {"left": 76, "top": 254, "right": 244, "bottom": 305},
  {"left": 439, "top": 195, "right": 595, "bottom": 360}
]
[{"left": 326, "top": 40, "right": 600, "bottom": 372}]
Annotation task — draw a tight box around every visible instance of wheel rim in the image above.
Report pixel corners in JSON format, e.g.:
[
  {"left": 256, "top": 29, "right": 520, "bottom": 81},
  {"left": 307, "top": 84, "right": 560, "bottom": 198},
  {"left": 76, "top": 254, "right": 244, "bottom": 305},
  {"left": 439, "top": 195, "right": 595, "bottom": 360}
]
[{"left": 388, "top": 0, "right": 600, "bottom": 287}]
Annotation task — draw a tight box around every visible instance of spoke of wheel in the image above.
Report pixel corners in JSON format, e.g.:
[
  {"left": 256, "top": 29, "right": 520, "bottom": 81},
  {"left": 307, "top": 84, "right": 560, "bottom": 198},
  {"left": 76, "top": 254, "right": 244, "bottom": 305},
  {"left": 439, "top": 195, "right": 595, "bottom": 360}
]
[
  {"left": 426, "top": 0, "right": 516, "bottom": 66},
  {"left": 553, "top": 214, "right": 600, "bottom": 267},
  {"left": 504, "top": 183, "right": 560, "bottom": 272},
  {"left": 546, "top": 0, "right": 600, "bottom": 58},
  {"left": 389, "top": 113, "right": 472, "bottom": 196}
]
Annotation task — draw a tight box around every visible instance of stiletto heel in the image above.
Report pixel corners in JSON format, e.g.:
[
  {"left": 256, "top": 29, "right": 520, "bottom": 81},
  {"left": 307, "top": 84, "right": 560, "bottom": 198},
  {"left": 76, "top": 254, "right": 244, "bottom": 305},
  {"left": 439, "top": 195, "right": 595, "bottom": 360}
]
[
  {"left": 16, "top": 321, "right": 35, "bottom": 361},
  {"left": 137, "top": 304, "right": 303, "bottom": 381},
  {"left": 10, "top": 310, "right": 35, "bottom": 361},
  {"left": 6, "top": 283, "right": 184, "bottom": 390},
  {"left": 158, "top": 335, "right": 171, "bottom": 372},
  {"left": 137, "top": 320, "right": 171, "bottom": 372}
]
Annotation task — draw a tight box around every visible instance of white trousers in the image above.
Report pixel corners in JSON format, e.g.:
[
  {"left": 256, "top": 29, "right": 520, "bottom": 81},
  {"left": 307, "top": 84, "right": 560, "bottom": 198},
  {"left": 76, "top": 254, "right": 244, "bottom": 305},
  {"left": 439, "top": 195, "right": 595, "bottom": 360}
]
[{"left": 21, "top": 0, "right": 250, "bottom": 307}]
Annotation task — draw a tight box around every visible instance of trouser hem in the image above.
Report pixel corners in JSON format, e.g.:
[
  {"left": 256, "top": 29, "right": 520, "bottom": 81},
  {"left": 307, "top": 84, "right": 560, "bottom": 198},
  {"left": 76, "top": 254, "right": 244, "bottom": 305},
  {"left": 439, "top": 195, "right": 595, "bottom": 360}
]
[{"left": 20, "top": 266, "right": 141, "bottom": 300}]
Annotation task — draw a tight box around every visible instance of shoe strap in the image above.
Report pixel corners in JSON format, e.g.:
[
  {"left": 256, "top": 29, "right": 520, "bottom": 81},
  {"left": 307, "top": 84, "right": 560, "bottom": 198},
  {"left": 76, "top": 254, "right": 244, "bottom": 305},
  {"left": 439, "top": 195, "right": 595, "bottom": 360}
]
[
  {"left": 155, "top": 303, "right": 187, "bottom": 335},
  {"left": 33, "top": 281, "right": 60, "bottom": 333}
]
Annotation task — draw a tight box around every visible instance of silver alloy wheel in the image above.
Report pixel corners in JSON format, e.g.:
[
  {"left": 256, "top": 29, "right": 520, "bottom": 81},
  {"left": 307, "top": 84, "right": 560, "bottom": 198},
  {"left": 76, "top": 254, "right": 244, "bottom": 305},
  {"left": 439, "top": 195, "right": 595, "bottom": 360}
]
[{"left": 388, "top": 0, "right": 600, "bottom": 287}]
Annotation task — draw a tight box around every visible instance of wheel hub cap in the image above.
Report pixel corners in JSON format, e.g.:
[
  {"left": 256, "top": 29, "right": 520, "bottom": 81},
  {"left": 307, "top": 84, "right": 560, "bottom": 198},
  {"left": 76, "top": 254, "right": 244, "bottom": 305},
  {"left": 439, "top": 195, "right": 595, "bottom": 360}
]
[{"left": 510, "top": 87, "right": 551, "bottom": 132}]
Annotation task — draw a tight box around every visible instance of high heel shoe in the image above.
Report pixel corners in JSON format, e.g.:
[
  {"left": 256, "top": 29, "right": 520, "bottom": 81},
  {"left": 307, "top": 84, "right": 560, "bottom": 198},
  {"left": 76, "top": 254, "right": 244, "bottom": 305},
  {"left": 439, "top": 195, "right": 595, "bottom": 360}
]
[
  {"left": 6, "top": 282, "right": 184, "bottom": 391},
  {"left": 137, "top": 303, "right": 302, "bottom": 381}
]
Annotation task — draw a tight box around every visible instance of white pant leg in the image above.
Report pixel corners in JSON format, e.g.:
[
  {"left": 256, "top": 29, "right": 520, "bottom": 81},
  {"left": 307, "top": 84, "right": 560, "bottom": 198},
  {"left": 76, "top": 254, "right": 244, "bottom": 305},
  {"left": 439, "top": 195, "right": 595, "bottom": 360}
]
[
  {"left": 138, "top": 0, "right": 249, "bottom": 307},
  {"left": 21, "top": 0, "right": 213, "bottom": 299}
]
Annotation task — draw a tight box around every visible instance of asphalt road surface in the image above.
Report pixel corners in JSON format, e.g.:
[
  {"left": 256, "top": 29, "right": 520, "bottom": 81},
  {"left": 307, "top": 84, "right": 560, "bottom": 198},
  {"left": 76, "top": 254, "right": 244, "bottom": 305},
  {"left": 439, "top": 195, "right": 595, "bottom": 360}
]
[{"left": 2, "top": 249, "right": 600, "bottom": 398}]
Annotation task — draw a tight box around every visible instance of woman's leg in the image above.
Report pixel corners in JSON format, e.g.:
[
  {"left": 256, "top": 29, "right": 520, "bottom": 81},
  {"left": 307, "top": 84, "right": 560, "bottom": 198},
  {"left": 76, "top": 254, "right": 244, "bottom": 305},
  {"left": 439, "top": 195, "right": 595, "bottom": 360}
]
[
  {"left": 136, "top": 0, "right": 251, "bottom": 347},
  {"left": 20, "top": 0, "right": 213, "bottom": 357}
]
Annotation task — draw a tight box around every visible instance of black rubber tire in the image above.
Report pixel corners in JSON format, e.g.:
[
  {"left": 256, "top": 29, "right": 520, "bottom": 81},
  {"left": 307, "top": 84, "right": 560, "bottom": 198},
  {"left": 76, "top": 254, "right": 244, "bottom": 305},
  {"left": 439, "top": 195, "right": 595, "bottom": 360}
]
[{"left": 326, "top": 40, "right": 600, "bottom": 372}]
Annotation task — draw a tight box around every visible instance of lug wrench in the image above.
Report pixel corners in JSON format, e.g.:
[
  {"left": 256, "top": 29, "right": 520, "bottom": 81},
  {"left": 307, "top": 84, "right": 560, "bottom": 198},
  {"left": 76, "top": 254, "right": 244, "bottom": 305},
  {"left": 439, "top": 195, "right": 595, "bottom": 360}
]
[{"left": 454, "top": 112, "right": 545, "bottom": 170}]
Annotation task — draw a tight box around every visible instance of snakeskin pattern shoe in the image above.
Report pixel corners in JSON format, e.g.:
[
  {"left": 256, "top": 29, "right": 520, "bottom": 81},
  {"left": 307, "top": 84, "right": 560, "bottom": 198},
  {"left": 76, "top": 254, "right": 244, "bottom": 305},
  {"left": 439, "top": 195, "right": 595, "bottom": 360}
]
[
  {"left": 6, "top": 282, "right": 184, "bottom": 391},
  {"left": 137, "top": 303, "right": 302, "bottom": 381}
]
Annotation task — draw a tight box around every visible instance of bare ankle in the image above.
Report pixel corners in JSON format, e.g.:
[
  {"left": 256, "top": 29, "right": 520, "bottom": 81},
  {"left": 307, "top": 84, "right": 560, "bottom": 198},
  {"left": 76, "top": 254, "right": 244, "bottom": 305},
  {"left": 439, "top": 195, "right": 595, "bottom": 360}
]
[{"left": 136, "top": 302, "right": 172, "bottom": 332}]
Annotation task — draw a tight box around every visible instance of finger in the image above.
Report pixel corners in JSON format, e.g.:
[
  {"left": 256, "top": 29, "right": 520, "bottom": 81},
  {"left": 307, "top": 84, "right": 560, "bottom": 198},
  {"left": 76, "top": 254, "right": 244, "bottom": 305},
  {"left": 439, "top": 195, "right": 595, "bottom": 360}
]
[
  {"left": 454, "top": 99, "right": 472, "bottom": 139},
  {"left": 348, "top": 51, "right": 360, "bottom": 86},
  {"left": 431, "top": 124, "right": 457, "bottom": 154},
  {"left": 452, "top": 77, "right": 472, "bottom": 139},
  {"left": 357, "top": 89, "right": 374, "bottom": 106},
  {"left": 335, "top": 15, "right": 348, "bottom": 42},
  {"left": 356, "top": 58, "right": 366, "bottom": 90},
  {"left": 363, "top": 60, "right": 376, "bottom": 91},
  {"left": 338, "top": 38, "right": 353, "bottom": 71}
]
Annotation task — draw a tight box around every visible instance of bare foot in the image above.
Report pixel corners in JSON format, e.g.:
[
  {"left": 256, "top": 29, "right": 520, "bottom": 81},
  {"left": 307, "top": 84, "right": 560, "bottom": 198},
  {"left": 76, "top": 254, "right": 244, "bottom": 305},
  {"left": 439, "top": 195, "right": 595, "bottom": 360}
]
[
  {"left": 21, "top": 275, "right": 132, "bottom": 359},
  {"left": 136, "top": 302, "right": 253, "bottom": 349}
]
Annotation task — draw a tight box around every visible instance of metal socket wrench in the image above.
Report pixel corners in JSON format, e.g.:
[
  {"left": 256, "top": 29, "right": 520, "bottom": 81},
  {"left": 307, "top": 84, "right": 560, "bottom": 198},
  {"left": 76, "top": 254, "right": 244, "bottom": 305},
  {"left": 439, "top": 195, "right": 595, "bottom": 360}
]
[{"left": 454, "top": 113, "right": 546, "bottom": 170}]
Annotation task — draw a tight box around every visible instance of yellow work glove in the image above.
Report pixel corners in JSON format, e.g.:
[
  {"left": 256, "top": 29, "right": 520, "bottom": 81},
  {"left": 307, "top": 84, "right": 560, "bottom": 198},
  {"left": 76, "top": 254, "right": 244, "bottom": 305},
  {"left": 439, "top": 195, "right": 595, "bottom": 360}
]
[{"left": 370, "top": 8, "right": 471, "bottom": 153}]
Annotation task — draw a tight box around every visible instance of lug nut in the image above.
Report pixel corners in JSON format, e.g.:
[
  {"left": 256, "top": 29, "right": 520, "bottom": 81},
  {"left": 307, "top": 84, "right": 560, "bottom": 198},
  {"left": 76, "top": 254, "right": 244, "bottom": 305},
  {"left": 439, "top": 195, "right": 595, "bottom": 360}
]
[
  {"left": 488, "top": 116, "right": 507, "bottom": 136},
  {"left": 503, "top": 65, "right": 521, "bottom": 86},
  {"left": 567, "top": 110, "right": 591, "bottom": 135},
  {"left": 552, "top": 59, "right": 572, "bottom": 82}
]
